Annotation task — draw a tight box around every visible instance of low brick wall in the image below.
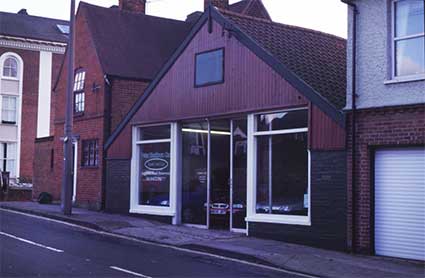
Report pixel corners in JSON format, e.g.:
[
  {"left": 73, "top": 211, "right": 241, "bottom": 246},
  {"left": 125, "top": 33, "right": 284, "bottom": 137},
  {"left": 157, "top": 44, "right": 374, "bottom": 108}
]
[
  {"left": 0, "top": 188, "right": 32, "bottom": 202},
  {"left": 32, "top": 136, "right": 58, "bottom": 200}
]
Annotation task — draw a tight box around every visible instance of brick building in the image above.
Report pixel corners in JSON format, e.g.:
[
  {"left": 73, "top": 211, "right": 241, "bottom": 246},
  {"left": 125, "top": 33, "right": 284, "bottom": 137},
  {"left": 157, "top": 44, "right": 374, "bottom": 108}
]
[
  {"left": 0, "top": 9, "right": 67, "bottom": 184},
  {"left": 33, "top": 0, "right": 279, "bottom": 209},
  {"left": 345, "top": 0, "right": 424, "bottom": 260}
]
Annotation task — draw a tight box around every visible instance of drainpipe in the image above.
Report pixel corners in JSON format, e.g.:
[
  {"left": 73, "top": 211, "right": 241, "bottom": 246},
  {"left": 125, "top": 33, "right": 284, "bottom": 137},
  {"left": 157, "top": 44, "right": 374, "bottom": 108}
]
[{"left": 341, "top": 0, "right": 358, "bottom": 252}]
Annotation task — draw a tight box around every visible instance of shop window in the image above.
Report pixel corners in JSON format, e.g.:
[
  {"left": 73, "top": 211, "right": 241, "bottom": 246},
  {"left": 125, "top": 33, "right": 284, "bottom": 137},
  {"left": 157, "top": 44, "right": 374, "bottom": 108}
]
[
  {"left": 81, "top": 139, "right": 98, "bottom": 167},
  {"left": 248, "top": 109, "right": 310, "bottom": 225},
  {"left": 392, "top": 0, "right": 425, "bottom": 78},
  {"left": 195, "top": 48, "right": 224, "bottom": 87},
  {"left": 2, "top": 57, "right": 18, "bottom": 78},
  {"left": 0, "top": 142, "right": 16, "bottom": 177},
  {"left": 73, "top": 69, "right": 86, "bottom": 114},
  {"left": 1, "top": 96, "right": 17, "bottom": 124},
  {"left": 136, "top": 125, "right": 172, "bottom": 207}
]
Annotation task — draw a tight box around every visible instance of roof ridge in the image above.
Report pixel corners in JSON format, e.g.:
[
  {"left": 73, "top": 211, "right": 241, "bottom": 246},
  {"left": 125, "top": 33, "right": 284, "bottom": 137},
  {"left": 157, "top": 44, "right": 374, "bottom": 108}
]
[
  {"left": 219, "top": 8, "right": 346, "bottom": 42},
  {"left": 0, "top": 10, "right": 68, "bottom": 23}
]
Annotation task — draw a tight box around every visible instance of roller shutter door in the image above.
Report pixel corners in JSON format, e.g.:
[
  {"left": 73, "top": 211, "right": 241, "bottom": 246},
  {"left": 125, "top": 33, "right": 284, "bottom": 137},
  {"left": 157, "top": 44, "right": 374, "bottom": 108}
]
[{"left": 375, "top": 148, "right": 425, "bottom": 261}]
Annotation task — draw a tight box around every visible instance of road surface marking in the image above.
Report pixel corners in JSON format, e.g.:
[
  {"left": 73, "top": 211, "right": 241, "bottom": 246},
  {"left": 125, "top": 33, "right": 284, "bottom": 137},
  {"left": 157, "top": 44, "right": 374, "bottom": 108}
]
[
  {"left": 0, "top": 208, "right": 317, "bottom": 278},
  {"left": 110, "top": 266, "right": 152, "bottom": 278},
  {"left": 0, "top": 231, "right": 64, "bottom": 253}
]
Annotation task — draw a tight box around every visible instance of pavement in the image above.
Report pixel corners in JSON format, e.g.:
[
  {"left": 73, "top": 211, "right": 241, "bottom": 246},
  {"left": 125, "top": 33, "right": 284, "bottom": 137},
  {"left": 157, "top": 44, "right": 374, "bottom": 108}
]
[{"left": 1, "top": 201, "right": 424, "bottom": 278}]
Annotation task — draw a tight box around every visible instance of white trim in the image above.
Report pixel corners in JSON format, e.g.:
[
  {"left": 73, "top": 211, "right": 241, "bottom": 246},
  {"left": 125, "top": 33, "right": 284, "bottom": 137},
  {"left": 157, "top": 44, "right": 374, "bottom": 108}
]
[
  {"left": 390, "top": 0, "right": 425, "bottom": 79},
  {"left": 253, "top": 128, "right": 308, "bottom": 137},
  {"left": 384, "top": 74, "right": 425, "bottom": 84},
  {"left": 246, "top": 112, "right": 311, "bottom": 226},
  {"left": 135, "top": 138, "right": 171, "bottom": 145},
  {"left": 72, "top": 141, "right": 78, "bottom": 203},
  {"left": 0, "top": 52, "right": 23, "bottom": 179},
  {"left": 252, "top": 106, "right": 308, "bottom": 116},
  {"left": 129, "top": 123, "right": 177, "bottom": 217},
  {"left": 0, "top": 36, "right": 66, "bottom": 54},
  {"left": 36, "top": 51, "right": 52, "bottom": 138},
  {"left": 246, "top": 215, "right": 311, "bottom": 226}
]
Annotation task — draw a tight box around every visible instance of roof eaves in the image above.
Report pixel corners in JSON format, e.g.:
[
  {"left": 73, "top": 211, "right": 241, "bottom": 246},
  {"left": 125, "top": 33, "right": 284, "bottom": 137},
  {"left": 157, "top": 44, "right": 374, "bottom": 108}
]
[{"left": 104, "top": 12, "right": 209, "bottom": 150}]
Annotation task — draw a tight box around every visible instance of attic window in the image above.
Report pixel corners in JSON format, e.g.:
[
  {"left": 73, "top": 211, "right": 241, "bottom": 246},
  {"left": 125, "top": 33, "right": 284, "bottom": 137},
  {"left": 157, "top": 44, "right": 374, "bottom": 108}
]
[
  {"left": 57, "top": 24, "right": 70, "bottom": 34},
  {"left": 195, "top": 48, "right": 224, "bottom": 87}
]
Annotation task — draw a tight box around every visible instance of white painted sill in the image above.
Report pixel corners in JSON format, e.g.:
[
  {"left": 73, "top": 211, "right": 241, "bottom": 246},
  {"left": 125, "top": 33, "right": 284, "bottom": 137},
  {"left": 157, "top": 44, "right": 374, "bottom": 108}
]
[
  {"left": 129, "top": 206, "right": 176, "bottom": 217},
  {"left": 384, "top": 75, "right": 425, "bottom": 85},
  {"left": 246, "top": 214, "right": 311, "bottom": 226}
]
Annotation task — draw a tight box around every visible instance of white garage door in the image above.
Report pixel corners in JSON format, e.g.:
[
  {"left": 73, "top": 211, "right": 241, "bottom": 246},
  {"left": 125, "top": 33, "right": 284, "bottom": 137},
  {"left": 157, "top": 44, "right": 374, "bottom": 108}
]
[{"left": 375, "top": 148, "right": 425, "bottom": 261}]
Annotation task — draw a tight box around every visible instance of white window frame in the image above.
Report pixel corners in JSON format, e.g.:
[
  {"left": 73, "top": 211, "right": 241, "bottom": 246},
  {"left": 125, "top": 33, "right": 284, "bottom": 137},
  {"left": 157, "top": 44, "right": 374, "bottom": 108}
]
[
  {"left": 390, "top": 0, "right": 425, "bottom": 81},
  {"left": 130, "top": 123, "right": 178, "bottom": 219},
  {"left": 2, "top": 56, "right": 19, "bottom": 80},
  {"left": 0, "top": 142, "right": 17, "bottom": 178},
  {"left": 1, "top": 95, "right": 18, "bottom": 124},
  {"left": 246, "top": 109, "right": 311, "bottom": 226},
  {"left": 0, "top": 52, "right": 23, "bottom": 179}
]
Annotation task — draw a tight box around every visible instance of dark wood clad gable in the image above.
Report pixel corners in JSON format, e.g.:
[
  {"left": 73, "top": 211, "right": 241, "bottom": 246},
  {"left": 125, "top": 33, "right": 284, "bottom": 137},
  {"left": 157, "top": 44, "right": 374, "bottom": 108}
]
[{"left": 130, "top": 20, "right": 307, "bottom": 125}]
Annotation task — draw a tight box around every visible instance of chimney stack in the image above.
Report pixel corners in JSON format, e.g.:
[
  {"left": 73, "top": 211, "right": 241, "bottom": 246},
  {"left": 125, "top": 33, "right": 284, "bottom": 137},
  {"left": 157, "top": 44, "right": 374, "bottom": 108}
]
[
  {"left": 204, "top": 0, "right": 229, "bottom": 10},
  {"left": 119, "top": 0, "right": 146, "bottom": 14}
]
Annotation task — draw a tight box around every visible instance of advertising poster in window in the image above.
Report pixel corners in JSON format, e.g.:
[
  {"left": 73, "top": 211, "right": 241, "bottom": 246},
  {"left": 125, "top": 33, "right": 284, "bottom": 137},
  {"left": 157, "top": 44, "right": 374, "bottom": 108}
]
[{"left": 139, "top": 143, "right": 170, "bottom": 206}]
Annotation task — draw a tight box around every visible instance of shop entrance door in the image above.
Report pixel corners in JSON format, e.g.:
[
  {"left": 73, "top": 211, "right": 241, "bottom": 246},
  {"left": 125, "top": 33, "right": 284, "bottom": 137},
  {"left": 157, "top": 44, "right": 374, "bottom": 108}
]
[{"left": 181, "top": 118, "right": 247, "bottom": 232}]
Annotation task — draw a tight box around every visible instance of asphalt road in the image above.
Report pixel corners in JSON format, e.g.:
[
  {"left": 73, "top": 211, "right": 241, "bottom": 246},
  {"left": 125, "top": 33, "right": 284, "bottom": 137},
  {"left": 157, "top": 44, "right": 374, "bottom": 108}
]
[{"left": 0, "top": 209, "right": 306, "bottom": 278}]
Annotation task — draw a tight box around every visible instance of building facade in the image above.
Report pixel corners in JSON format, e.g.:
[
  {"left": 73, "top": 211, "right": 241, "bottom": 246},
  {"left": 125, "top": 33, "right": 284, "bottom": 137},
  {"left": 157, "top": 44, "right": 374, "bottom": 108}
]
[
  {"left": 345, "top": 0, "right": 425, "bottom": 260},
  {"left": 0, "top": 9, "right": 67, "bottom": 183},
  {"left": 105, "top": 4, "right": 348, "bottom": 250}
]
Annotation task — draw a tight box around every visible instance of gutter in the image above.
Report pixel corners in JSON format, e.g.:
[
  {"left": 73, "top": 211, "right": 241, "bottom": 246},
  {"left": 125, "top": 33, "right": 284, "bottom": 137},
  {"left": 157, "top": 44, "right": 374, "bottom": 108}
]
[{"left": 341, "top": 0, "right": 358, "bottom": 253}]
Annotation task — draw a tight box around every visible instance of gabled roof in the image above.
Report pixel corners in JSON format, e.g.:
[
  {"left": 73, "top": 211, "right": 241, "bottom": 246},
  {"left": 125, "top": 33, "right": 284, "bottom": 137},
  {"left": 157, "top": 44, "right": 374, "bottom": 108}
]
[
  {"left": 223, "top": 10, "right": 347, "bottom": 109},
  {"left": 80, "top": 2, "right": 193, "bottom": 80},
  {"left": 105, "top": 6, "right": 346, "bottom": 150},
  {"left": 0, "top": 11, "right": 69, "bottom": 43},
  {"left": 229, "top": 0, "right": 271, "bottom": 21}
]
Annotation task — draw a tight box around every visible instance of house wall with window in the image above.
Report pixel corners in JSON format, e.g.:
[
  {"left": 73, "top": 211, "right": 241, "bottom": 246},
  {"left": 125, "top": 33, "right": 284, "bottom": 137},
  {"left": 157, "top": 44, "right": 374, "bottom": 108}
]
[
  {"left": 345, "top": 0, "right": 424, "bottom": 110},
  {"left": 36, "top": 6, "right": 107, "bottom": 208},
  {"left": 0, "top": 47, "right": 64, "bottom": 181},
  {"left": 346, "top": 0, "right": 425, "bottom": 260},
  {"left": 105, "top": 19, "right": 347, "bottom": 250}
]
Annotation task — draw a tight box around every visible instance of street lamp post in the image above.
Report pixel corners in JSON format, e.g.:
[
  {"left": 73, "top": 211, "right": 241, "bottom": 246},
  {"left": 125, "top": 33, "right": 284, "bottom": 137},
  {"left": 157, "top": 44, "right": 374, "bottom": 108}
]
[{"left": 61, "top": 0, "right": 75, "bottom": 215}]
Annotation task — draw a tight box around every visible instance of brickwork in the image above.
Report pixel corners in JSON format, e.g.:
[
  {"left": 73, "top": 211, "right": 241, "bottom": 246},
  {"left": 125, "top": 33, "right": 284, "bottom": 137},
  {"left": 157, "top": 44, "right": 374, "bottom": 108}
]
[
  {"left": 119, "top": 0, "right": 146, "bottom": 13},
  {"left": 32, "top": 137, "right": 56, "bottom": 199},
  {"left": 34, "top": 6, "right": 150, "bottom": 210},
  {"left": 346, "top": 105, "right": 425, "bottom": 254},
  {"left": 110, "top": 78, "right": 148, "bottom": 133}
]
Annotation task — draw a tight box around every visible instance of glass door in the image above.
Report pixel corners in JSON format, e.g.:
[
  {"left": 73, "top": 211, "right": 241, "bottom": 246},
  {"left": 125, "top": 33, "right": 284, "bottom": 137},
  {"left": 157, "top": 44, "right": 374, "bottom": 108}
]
[
  {"left": 209, "top": 120, "right": 231, "bottom": 229},
  {"left": 230, "top": 119, "right": 247, "bottom": 231},
  {"left": 181, "top": 118, "right": 247, "bottom": 232},
  {"left": 181, "top": 121, "right": 208, "bottom": 227}
]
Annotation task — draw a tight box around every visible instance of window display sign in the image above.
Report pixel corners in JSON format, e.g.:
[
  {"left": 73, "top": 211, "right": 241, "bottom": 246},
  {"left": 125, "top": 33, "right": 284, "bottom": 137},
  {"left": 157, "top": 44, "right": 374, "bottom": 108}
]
[{"left": 139, "top": 142, "right": 171, "bottom": 206}]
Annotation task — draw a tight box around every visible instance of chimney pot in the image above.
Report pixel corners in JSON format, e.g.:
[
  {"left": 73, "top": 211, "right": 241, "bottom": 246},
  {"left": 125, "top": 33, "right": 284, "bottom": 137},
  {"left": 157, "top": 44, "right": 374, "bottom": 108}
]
[
  {"left": 204, "top": 0, "right": 229, "bottom": 10},
  {"left": 119, "top": 0, "right": 146, "bottom": 14}
]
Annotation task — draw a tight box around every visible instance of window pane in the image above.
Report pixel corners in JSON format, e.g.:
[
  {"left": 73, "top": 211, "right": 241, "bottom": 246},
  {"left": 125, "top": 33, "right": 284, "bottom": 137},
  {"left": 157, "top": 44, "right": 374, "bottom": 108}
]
[
  {"left": 396, "top": 37, "right": 425, "bottom": 76},
  {"left": 396, "top": 0, "right": 424, "bottom": 37},
  {"left": 3, "top": 57, "right": 18, "bottom": 78},
  {"left": 256, "top": 133, "right": 308, "bottom": 216},
  {"left": 257, "top": 110, "right": 308, "bottom": 132},
  {"left": 182, "top": 122, "right": 208, "bottom": 225},
  {"left": 139, "top": 142, "right": 171, "bottom": 206},
  {"left": 195, "top": 49, "right": 223, "bottom": 86},
  {"left": 138, "top": 125, "right": 171, "bottom": 141}
]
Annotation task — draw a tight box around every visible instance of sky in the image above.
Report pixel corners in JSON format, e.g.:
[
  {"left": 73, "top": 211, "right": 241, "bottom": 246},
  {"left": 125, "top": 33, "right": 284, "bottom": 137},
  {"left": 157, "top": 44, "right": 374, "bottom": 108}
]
[{"left": 0, "top": 0, "right": 348, "bottom": 38}]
